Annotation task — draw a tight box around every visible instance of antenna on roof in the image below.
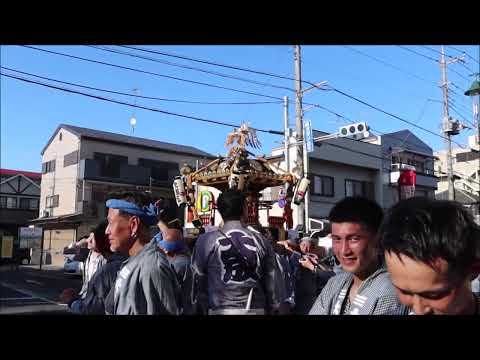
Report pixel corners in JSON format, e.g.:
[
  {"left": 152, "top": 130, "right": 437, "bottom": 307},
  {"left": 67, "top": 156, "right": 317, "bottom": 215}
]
[{"left": 130, "top": 88, "right": 139, "bottom": 135}]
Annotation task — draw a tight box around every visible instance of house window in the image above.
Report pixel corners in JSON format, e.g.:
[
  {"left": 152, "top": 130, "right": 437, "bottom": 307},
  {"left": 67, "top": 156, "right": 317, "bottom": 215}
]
[
  {"left": 30, "top": 199, "right": 39, "bottom": 209},
  {"left": 5, "top": 196, "right": 17, "bottom": 209},
  {"left": 46, "top": 195, "right": 59, "bottom": 208},
  {"left": 20, "top": 198, "right": 30, "bottom": 209},
  {"left": 64, "top": 150, "right": 79, "bottom": 167},
  {"left": 59, "top": 132, "right": 63, "bottom": 141},
  {"left": 311, "top": 175, "right": 334, "bottom": 197},
  {"left": 345, "top": 179, "right": 375, "bottom": 200},
  {"left": 20, "top": 198, "right": 39, "bottom": 210},
  {"left": 94, "top": 153, "right": 128, "bottom": 178},
  {"left": 42, "top": 159, "right": 56, "bottom": 174},
  {"left": 138, "top": 158, "right": 179, "bottom": 184}
]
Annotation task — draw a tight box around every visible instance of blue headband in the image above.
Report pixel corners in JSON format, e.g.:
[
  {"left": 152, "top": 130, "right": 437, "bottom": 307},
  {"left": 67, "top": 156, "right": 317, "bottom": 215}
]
[
  {"left": 106, "top": 199, "right": 159, "bottom": 226},
  {"left": 158, "top": 239, "right": 185, "bottom": 253}
]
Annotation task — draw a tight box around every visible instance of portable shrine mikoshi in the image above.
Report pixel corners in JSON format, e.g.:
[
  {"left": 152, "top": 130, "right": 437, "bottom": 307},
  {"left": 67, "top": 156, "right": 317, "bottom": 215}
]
[{"left": 174, "top": 123, "right": 298, "bottom": 227}]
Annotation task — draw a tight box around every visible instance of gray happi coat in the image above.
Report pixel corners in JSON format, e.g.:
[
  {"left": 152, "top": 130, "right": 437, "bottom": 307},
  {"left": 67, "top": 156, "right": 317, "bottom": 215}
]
[
  {"left": 309, "top": 266, "right": 409, "bottom": 315},
  {"left": 112, "top": 240, "right": 180, "bottom": 315}
]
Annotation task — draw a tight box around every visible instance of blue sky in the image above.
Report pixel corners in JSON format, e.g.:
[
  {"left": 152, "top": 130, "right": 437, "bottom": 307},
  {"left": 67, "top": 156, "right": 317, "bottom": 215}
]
[{"left": 1, "top": 45, "right": 478, "bottom": 172}]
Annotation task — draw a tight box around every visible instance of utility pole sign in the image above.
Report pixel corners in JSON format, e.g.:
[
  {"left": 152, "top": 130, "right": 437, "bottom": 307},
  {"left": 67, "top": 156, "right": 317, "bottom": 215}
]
[{"left": 304, "top": 119, "right": 314, "bottom": 153}]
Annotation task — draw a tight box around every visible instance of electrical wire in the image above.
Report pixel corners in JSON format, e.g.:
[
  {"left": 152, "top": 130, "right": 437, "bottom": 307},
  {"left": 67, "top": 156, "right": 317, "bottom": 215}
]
[
  {"left": 15, "top": 46, "right": 473, "bottom": 151},
  {"left": 397, "top": 45, "right": 439, "bottom": 62},
  {"left": 0, "top": 71, "right": 284, "bottom": 135},
  {"left": 1, "top": 66, "right": 282, "bottom": 106},
  {"left": 344, "top": 46, "right": 438, "bottom": 85},
  {"left": 88, "top": 45, "right": 295, "bottom": 93},
  {"left": 450, "top": 67, "right": 471, "bottom": 82},
  {"left": 329, "top": 86, "right": 466, "bottom": 148},
  {"left": 449, "top": 102, "right": 477, "bottom": 128},
  {"left": 118, "top": 45, "right": 301, "bottom": 84},
  {"left": 20, "top": 45, "right": 284, "bottom": 101},
  {"left": 420, "top": 45, "right": 476, "bottom": 74},
  {"left": 448, "top": 46, "right": 480, "bottom": 65}
]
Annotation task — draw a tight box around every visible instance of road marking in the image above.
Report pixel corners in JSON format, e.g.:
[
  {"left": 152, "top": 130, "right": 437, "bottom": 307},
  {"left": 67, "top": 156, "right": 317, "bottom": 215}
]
[
  {"left": 25, "top": 279, "right": 43, "bottom": 286},
  {"left": 0, "top": 281, "right": 60, "bottom": 306}
]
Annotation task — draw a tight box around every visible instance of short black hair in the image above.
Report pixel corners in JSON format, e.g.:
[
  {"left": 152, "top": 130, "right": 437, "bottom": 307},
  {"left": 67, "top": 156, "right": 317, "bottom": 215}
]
[
  {"left": 379, "top": 197, "right": 480, "bottom": 279},
  {"left": 93, "top": 220, "right": 111, "bottom": 255},
  {"left": 329, "top": 197, "right": 384, "bottom": 234},
  {"left": 217, "top": 190, "right": 245, "bottom": 221}
]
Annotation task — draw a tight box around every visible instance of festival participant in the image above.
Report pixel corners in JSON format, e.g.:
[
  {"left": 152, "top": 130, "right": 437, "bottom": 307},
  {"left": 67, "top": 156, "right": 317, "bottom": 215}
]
[
  {"left": 105, "top": 191, "right": 180, "bottom": 315},
  {"left": 380, "top": 198, "right": 480, "bottom": 315},
  {"left": 309, "top": 197, "right": 408, "bottom": 315},
  {"left": 191, "top": 189, "right": 282, "bottom": 315}
]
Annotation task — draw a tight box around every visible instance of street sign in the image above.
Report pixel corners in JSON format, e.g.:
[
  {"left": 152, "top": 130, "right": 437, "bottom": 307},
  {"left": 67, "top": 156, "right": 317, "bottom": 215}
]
[
  {"left": 303, "top": 119, "right": 314, "bottom": 153},
  {"left": 19, "top": 227, "right": 42, "bottom": 249}
]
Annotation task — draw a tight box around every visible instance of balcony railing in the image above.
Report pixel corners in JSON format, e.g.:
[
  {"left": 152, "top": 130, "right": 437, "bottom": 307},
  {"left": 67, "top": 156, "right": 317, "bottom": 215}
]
[
  {"left": 75, "top": 200, "right": 99, "bottom": 217},
  {"left": 388, "top": 163, "right": 438, "bottom": 189},
  {"left": 79, "top": 159, "right": 177, "bottom": 187}
]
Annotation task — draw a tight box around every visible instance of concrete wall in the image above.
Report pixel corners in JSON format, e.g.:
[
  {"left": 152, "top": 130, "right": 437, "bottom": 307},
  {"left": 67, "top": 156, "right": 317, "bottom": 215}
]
[{"left": 40, "top": 129, "right": 80, "bottom": 217}]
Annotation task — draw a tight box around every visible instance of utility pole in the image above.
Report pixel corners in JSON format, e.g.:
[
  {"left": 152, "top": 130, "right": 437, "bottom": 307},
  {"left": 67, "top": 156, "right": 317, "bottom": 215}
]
[
  {"left": 440, "top": 45, "right": 455, "bottom": 201},
  {"left": 283, "top": 96, "right": 290, "bottom": 172},
  {"left": 294, "top": 45, "right": 305, "bottom": 232},
  {"left": 440, "top": 46, "right": 465, "bottom": 201}
]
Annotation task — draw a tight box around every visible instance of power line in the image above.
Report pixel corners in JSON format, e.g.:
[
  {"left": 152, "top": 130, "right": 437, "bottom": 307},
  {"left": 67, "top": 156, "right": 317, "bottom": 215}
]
[
  {"left": 1, "top": 66, "right": 281, "bottom": 106},
  {"left": 20, "top": 45, "right": 284, "bottom": 101},
  {"left": 1, "top": 71, "right": 284, "bottom": 135},
  {"left": 343, "top": 46, "right": 438, "bottom": 86},
  {"left": 329, "top": 86, "right": 466, "bottom": 148},
  {"left": 420, "top": 45, "right": 475, "bottom": 74},
  {"left": 448, "top": 46, "right": 480, "bottom": 65},
  {"left": 397, "top": 45, "right": 439, "bottom": 62},
  {"left": 448, "top": 91, "right": 476, "bottom": 115},
  {"left": 118, "top": 45, "right": 303, "bottom": 84},
  {"left": 10, "top": 47, "right": 448, "bottom": 152},
  {"left": 17, "top": 45, "right": 469, "bottom": 150},
  {"left": 448, "top": 102, "right": 476, "bottom": 128},
  {"left": 6, "top": 73, "right": 476, "bottom": 186},
  {"left": 449, "top": 67, "right": 471, "bottom": 82},
  {"left": 448, "top": 92, "right": 475, "bottom": 113},
  {"left": 420, "top": 45, "right": 455, "bottom": 59},
  {"left": 301, "top": 98, "right": 445, "bottom": 154},
  {"left": 88, "top": 45, "right": 295, "bottom": 93}
]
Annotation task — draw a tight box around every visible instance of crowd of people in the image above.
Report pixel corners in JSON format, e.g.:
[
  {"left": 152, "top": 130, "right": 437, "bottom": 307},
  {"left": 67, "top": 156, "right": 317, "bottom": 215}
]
[{"left": 59, "top": 189, "right": 480, "bottom": 315}]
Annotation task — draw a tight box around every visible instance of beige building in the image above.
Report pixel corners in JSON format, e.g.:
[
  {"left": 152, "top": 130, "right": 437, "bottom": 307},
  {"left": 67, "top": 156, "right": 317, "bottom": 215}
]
[
  {"left": 435, "top": 144, "right": 479, "bottom": 222},
  {"left": 31, "top": 124, "right": 213, "bottom": 266}
]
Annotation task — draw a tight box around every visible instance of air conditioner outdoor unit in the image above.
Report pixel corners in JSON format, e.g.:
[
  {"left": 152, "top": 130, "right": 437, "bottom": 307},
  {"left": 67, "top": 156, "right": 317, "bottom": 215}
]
[
  {"left": 42, "top": 210, "right": 51, "bottom": 217},
  {"left": 469, "top": 134, "right": 479, "bottom": 151}
]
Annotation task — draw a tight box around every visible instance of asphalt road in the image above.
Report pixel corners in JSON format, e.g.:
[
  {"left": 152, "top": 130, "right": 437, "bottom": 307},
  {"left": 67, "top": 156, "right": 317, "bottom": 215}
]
[{"left": 0, "top": 265, "right": 82, "bottom": 315}]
